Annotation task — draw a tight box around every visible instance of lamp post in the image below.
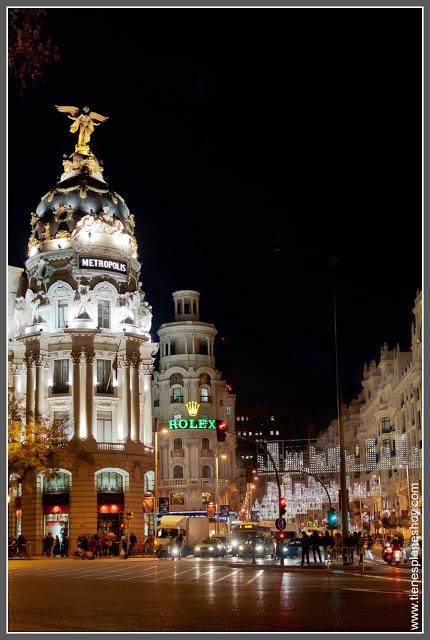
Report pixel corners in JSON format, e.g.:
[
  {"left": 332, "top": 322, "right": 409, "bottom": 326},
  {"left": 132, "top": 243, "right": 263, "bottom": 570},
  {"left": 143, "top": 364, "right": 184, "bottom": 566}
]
[
  {"left": 153, "top": 422, "right": 168, "bottom": 535},
  {"left": 215, "top": 452, "right": 227, "bottom": 534},
  {"left": 331, "top": 257, "right": 349, "bottom": 540}
]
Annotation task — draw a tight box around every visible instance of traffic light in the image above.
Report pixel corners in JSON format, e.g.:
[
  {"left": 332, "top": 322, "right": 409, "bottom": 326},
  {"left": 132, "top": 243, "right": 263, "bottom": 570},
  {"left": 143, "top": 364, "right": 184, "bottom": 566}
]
[
  {"left": 245, "top": 466, "right": 254, "bottom": 483},
  {"left": 215, "top": 420, "right": 227, "bottom": 443},
  {"left": 327, "top": 508, "right": 337, "bottom": 529},
  {"left": 276, "top": 531, "right": 286, "bottom": 541},
  {"left": 279, "top": 497, "right": 287, "bottom": 517}
]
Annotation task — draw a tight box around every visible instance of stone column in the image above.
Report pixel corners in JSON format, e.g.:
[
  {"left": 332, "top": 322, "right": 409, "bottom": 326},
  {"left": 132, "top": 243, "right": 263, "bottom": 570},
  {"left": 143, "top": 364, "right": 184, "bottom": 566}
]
[
  {"left": 130, "top": 357, "right": 140, "bottom": 442},
  {"left": 86, "top": 353, "right": 95, "bottom": 439},
  {"left": 35, "top": 356, "right": 44, "bottom": 420},
  {"left": 72, "top": 352, "right": 81, "bottom": 438},
  {"left": 141, "top": 364, "right": 153, "bottom": 446},
  {"left": 120, "top": 356, "right": 131, "bottom": 441},
  {"left": 25, "top": 355, "right": 35, "bottom": 424},
  {"left": 12, "top": 362, "right": 24, "bottom": 396},
  {"left": 79, "top": 350, "right": 88, "bottom": 439}
]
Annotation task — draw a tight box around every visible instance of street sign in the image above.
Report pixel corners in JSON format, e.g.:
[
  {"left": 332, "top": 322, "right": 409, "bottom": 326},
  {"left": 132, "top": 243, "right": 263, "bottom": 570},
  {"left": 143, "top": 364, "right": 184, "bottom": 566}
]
[
  {"left": 158, "top": 497, "right": 169, "bottom": 513},
  {"left": 275, "top": 517, "right": 287, "bottom": 531}
]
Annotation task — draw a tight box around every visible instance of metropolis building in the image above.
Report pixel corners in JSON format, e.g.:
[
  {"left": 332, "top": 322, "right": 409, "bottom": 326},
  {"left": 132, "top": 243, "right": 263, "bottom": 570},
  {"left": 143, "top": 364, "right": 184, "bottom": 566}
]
[
  {"left": 8, "top": 120, "right": 158, "bottom": 550},
  {"left": 152, "top": 291, "right": 237, "bottom": 514}
]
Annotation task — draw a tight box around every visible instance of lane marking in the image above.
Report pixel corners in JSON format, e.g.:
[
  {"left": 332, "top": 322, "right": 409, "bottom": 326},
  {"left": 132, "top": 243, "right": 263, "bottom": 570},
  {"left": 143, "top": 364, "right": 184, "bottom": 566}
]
[
  {"left": 212, "top": 569, "right": 241, "bottom": 583},
  {"left": 335, "top": 571, "right": 421, "bottom": 584},
  {"left": 185, "top": 568, "right": 217, "bottom": 581},
  {"left": 118, "top": 567, "right": 175, "bottom": 581},
  {"left": 339, "top": 587, "right": 410, "bottom": 594},
  {"left": 244, "top": 570, "right": 264, "bottom": 585},
  {"left": 172, "top": 567, "right": 201, "bottom": 578}
]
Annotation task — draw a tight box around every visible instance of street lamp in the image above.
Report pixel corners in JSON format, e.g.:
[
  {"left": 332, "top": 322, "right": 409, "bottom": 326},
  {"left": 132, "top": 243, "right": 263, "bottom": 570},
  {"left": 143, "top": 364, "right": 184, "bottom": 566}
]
[
  {"left": 153, "top": 424, "right": 168, "bottom": 534},
  {"left": 215, "top": 452, "right": 228, "bottom": 534}
]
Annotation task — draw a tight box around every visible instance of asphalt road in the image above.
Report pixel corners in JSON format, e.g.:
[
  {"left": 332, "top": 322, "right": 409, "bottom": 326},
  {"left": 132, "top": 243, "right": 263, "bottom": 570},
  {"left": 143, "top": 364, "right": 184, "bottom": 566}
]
[{"left": 8, "top": 556, "right": 421, "bottom": 632}]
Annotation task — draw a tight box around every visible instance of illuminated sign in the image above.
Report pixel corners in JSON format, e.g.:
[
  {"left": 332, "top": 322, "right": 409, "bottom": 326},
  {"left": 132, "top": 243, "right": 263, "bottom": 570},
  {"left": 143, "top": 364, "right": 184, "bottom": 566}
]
[
  {"left": 168, "top": 418, "right": 216, "bottom": 430},
  {"left": 186, "top": 401, "right": 200, "bottom": 417},
  {"left": 79, "top": 256, "right": 128, "bottom": 274}
]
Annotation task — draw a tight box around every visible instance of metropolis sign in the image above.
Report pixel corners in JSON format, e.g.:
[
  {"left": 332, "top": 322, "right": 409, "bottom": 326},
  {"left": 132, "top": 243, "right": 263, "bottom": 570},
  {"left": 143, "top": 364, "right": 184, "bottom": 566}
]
[
  {"left": 79, "top": 256, "right": 128, "bottom": 274},
  {"left": 168, "top": 418, "right": 216, "bottom": 430}
]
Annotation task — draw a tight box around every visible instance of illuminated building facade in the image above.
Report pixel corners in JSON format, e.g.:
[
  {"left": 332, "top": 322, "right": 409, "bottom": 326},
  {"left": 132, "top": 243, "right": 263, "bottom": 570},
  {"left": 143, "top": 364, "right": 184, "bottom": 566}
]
[
  {"left": 8, "top": 135, "right": 158, "bottom": 550},
  {"left": 152, "top": 291, "right": 237, "bottom": 513}
]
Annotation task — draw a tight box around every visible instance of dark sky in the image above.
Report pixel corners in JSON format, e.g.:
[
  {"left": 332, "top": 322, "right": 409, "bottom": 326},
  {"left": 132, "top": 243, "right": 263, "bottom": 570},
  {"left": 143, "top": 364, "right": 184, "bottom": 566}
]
[{"left": 8, "top": 9, "right": 422, "bottom": 435}]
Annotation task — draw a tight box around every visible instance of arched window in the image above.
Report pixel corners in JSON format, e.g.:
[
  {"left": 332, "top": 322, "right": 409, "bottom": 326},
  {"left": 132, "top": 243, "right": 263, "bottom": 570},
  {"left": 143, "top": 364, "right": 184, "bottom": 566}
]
[
  {"left": 174, "top": 465, "right": 184, "bottom": 479},
  {"left": 172, "top": 386, "right": 183, "bottom": 403},
  {"left": 96, "top": 471, "right": 124, "bottom": 492},
  {"left": 144, "top": 471, "right": 155, "bottom": 492},
  {"left": 202, "top": 437, "right": 209, "bottom": 450},
  {"left": 174, "top": 438, "right": 183, "bottom": 451},
  {"left": 202, "top": 465, "right": 211, "bottom": 478}
]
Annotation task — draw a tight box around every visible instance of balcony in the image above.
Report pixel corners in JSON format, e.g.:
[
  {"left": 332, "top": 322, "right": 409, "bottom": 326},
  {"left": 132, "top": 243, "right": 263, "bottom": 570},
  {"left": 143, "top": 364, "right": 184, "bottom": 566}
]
[
  {"left": 200, "top": 396, "right": 212, "bottom": 404},
  {"left": 97, "top": 442, "right": 125, "bottom": 451},
  {"left": 161, "top": 477, "right": 230, "bottom": 487},
  {"left": 96, "top": 384, "right": 114, "bottom": 395},
  {"left": 171, "top": 449, "right": 185, "bottom": 458},
  {"left": 200, "top": 449, "right": 213, "bottom": 457},
  {"left": 170, "top": 396, "right": 184, "bottom": 404}
]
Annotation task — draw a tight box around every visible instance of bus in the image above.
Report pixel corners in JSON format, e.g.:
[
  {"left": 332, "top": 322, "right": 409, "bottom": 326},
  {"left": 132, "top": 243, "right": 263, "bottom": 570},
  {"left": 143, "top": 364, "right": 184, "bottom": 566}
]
[{"left": 229, "top": 523, "right": 276, "bottom": 557}]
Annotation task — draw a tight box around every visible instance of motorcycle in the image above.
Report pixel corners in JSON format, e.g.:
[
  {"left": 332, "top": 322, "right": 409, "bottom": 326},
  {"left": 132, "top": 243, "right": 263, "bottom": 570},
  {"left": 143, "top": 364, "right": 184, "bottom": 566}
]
[{"left": 382, "top": 543, "right": 403, "bottom": 566}]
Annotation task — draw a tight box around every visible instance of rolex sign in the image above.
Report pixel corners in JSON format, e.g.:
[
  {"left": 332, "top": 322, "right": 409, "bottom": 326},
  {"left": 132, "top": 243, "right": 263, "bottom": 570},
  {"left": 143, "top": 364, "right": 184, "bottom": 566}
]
[{"left": 79, "top": 256, "right": 128, "bottom": 274}]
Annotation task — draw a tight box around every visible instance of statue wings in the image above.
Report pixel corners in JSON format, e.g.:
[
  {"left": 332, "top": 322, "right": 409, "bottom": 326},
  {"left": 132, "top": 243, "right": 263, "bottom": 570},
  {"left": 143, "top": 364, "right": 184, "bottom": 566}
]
[
  {"left": 89, "top": 112, "right": 109, "bottom": 123},
  {"left": 55, "top": 105, "right": 80, "bottom": 116}
]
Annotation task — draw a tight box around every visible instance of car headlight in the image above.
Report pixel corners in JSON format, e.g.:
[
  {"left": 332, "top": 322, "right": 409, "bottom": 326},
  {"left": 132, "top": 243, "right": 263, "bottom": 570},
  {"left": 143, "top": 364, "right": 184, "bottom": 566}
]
[
  {"left": 231, "top": 540, "right": 238, "bottom": 547},
  {"left": 217, "top": 544, "right": 224, "bottom": 549},
  {"left": 195, "top": 547, "right": 201, "bottom": 551},
  {"left": 208, "top": 546, "right": 214, "bottom": 551},
  {"left": 171, "top": 548, "right": 179, "bottom": 556},
  {"left": 256, "top": 545, "right": 263, "bottom": 552},
  {"left": 239, "top": 545, "right": 244, "bottom": 551}
]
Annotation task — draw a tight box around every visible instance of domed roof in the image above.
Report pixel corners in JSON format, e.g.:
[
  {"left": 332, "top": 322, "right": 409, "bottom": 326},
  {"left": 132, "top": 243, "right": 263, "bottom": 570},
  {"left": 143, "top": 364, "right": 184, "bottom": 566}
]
[{"left": 35, "top": 152, "right": 130, "bottom": 223}]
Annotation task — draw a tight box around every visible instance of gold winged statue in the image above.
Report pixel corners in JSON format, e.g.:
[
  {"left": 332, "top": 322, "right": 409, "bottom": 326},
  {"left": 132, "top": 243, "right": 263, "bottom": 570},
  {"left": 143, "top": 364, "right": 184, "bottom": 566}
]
[{"left": 55, "top": 105, "right": 109, "bottom": 154}]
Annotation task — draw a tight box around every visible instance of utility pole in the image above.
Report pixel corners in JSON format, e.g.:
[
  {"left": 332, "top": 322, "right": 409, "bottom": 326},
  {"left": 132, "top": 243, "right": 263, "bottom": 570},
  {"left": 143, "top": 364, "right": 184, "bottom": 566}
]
[{"left": 331, "top": 257, "right": 349, "bottom": 540}]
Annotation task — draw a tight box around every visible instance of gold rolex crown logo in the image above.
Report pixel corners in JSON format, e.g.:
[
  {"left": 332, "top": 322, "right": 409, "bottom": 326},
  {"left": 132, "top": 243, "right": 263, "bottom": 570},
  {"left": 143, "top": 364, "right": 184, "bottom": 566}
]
[{"left": 186, "top": 401, "right": 200, "bottom": 417}]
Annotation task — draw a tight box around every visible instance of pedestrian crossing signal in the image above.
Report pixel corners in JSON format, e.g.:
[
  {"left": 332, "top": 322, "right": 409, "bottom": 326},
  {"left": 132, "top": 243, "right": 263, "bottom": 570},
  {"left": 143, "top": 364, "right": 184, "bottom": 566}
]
[{"left": 327, "top": 508, "right": 337, "bottom": 529}]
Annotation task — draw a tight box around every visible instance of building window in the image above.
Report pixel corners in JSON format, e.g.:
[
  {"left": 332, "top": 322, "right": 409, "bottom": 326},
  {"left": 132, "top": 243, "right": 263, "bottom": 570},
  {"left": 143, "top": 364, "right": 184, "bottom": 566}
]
[
  {"left": 96, "top": 411, "right": 113, "bottom": 442},
  {"left": 275, "top": 430, "right": 279, "bottom": 435},
  {"left": 202, "top": 437, "right": 209, "bottom": 450},
  {"left": 144, "top": 471, "right": 155, "bottom": 492},
  {"left": 97, "top": 359, "right": 113, "bottom": 394},
  {"left": 184, "top": 302, "right": 190, "bottom": 314},
  {"left": 53, "top": 411, "right": 71, "bottom": 439},
  {"left": 202, "top": 465, "right": 211, "bottom": 478},
  {"left": 200, "top": 387, "right": 210, "bottom": 403},
  {"left": 170, "top": 492, "right": 185, "bottom": 506},
  {"left": 98, "top": 300, "right": 110, "bottom": 328},
  {"left": 96, "top": 471, "right": 123, "bottom": 492},
  {"left": 57, "top": 299, "right": 68, "bottom": 328},
  {"left": 270, "top": 430, "right": 274, "bottom": 436},
  {"left": 53, "top": 359, "right": 69, "bottom": 394},
  {"left": 43, "top": 471, "right": 71, "bottom": 494},
  {"left": 173, "top": 414, "right": 181, "bottom": 420},
  {"left": 226, "top": 406, "right": 232, "bottom": 418},
  {"left": 173, "top": 438, "right": 183, "bottom": 451},
  {"left": 173, "top": 465, "right": 183, "bottom": 479},
  {"left": 381, "top": 417, "right": 392, "bottom": 434},
  {"left": 171, "top": 387, "right": 183, "bottom": 403},
  {"left": 201, "top": 492, "right": 213, "bottom": 505}
]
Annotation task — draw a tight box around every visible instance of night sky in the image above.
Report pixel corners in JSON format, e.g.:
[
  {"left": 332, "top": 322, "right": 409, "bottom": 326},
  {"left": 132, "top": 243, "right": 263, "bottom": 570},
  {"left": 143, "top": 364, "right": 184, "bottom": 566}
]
[{"left": 8, "top": 9, "right": 422, "bottom": 435}]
